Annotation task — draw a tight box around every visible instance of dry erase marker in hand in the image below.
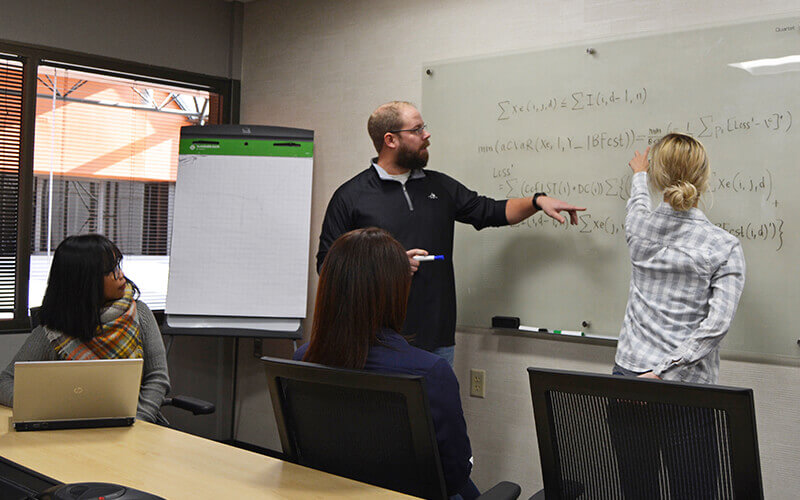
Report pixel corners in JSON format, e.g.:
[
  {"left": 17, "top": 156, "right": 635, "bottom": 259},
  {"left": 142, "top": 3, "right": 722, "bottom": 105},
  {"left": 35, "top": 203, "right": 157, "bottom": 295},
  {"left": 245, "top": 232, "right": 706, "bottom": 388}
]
[{"left": 413, "top": 255, "right": 445, "bottom": 262}]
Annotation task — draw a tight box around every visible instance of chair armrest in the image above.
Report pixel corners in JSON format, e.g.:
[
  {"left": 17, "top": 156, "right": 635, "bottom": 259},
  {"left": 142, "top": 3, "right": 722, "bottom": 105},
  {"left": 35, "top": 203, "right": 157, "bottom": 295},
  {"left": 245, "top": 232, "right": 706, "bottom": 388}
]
[
  {"left": 162, "top": 395, "right": 216, "bottom": 415},
  {"left": 528, "top": 489, "right": 545, "bottom": 500},
  {"left": 528, "top": 480, "right": 583, "bottom": 500},
  {"left": 477, "top": 481, "right": 521, "bottom": 500}
]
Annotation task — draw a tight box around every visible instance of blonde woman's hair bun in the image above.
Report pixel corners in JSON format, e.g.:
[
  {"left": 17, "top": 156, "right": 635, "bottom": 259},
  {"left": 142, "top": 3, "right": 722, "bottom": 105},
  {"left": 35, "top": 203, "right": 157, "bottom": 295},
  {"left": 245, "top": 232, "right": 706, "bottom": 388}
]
[
  {"left": 649, "top": 133, "right": 709, "bottom": 211},
  {"left": 663, "top": 181, "right": 699, "bottom": 211}
]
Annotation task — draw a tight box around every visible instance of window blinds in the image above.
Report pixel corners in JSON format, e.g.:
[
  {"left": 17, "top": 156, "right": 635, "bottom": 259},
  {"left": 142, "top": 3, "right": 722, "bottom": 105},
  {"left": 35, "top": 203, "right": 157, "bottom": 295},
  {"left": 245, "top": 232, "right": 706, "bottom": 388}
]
[{"left": 0, "top": 57, "right": 23, "bottom": 319}]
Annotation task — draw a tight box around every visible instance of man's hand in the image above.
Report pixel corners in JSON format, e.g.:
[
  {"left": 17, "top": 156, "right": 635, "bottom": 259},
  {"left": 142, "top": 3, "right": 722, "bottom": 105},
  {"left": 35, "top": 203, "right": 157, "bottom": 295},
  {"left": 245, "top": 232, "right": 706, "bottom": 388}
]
[
  {"left": 629, "top": 147, "right": 650, "bottom": 173},
  {"left": 406, "top": 248, "right": 428, "bottom": 275},
  {"left": 637, "top": 371, "right": 661, "bottom": 380},
  {"left": 536, "top": 196, "right": 586, "bottom": 225}
]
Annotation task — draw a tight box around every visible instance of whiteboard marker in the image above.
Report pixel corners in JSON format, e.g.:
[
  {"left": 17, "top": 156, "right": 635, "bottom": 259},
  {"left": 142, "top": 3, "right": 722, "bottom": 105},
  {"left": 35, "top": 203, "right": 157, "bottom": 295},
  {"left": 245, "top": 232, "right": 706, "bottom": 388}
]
[
  {"left": 413, "top": 255, "right": 444, "bottom": 261},
  {"left": 519, "top": 325, "right": 548, "bottom": 332},
  {"left": 553, "top": 330, "right": 584, "bottom": 337}
]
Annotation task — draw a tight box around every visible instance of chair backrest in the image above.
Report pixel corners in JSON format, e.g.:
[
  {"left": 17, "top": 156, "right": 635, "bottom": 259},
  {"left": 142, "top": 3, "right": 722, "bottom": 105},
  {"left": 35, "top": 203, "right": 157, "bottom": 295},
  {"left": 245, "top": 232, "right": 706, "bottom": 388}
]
[
  {"left": 528, "top": 367, "right": 763, "bottom": 500},
  {"left": 29, "top": 307, "right": 40, "bottom": 329},
  {"left": 262, "top": 356, "right": 448, "bottom": 500}
]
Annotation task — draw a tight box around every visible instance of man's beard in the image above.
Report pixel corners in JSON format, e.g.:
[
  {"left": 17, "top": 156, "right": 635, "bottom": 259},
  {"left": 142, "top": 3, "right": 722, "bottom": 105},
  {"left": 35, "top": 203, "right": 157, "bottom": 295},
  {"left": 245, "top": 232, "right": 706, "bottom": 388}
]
[{"left": 396, "top": 141, "right": 429, "bottom": 171}]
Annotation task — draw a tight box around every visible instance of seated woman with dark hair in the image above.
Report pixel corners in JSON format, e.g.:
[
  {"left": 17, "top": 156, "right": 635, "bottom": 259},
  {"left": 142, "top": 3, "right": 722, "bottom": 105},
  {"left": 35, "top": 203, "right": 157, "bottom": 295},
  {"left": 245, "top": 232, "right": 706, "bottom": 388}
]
[
  {"left": 0, "top": 234, "right": 170, "bottom": 424},
  {"left": 295, "top": 227, "right": 479, "bottom": 499}
]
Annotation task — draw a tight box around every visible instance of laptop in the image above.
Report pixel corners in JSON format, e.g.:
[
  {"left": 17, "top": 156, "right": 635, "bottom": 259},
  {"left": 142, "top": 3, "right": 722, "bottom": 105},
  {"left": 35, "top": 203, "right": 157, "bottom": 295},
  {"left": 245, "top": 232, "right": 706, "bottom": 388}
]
[{"left": 12, "top": 358, "right": 143, "bottom": 431}]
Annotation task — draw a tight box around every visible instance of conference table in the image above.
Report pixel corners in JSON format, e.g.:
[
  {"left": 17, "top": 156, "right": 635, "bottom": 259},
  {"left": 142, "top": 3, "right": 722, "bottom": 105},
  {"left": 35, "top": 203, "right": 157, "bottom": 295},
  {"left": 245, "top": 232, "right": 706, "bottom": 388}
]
[{"left": 0, "top": 407, "right": 414, "bottom": 499}]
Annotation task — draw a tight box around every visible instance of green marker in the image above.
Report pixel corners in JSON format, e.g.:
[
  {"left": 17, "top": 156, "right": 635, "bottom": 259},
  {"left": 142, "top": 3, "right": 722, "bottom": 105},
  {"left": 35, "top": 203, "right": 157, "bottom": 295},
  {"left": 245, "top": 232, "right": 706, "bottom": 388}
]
[{"left": 553, "top": 330, "right": 584, "bottom": 337}]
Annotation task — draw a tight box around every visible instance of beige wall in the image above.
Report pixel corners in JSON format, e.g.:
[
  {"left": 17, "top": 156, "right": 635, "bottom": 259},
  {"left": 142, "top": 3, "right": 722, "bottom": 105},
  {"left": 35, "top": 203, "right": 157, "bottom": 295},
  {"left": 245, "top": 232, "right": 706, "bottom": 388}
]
[
  {"left": 0, "top": 0, "right": 240, "bottom": 78},
  {"left": 238, "top": 0, "right": 800, "bottom": 497}
]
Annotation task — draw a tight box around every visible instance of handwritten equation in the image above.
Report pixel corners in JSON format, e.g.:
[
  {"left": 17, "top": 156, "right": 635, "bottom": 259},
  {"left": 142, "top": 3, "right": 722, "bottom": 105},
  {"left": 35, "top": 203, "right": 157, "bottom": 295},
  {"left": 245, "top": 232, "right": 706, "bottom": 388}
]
[
  {"left": 651, "top": 111, "right": 792, "bottom": 142},
  {"left": 492, "top": 164, "right": 784, "bottom": 250},
  {"left": 497, "top": 88, "right": 647, "bottom": 120},
  {"left": 710, "top": 169, "right": 774, "bottom": 201},
  {"left": 716, "top": 219, "right": 784, "bottom": 251},
  {"left": 495, "top": 174, "right": 632, "bottom": 201},
  {"left": 479, "top": 111, "right": 793, "bottom": 155},
  {"left": 509, "top": 211, "right": 785, "bottom": 251},
  {"left": 493, "top": 168, "right": 776, "bottom": 203},
  {"left": 479, "top": 129, "right": 637, "bottom": 154},
  {"left": 512, "top": 211, "right": 623, "bottom": 236}
]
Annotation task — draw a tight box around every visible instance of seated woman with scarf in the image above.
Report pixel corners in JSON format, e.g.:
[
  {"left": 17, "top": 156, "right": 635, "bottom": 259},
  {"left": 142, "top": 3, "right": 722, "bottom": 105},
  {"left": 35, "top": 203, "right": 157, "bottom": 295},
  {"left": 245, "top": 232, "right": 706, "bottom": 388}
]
[{"left": 0, "top": 234, "right": 169, "bottom": 424}]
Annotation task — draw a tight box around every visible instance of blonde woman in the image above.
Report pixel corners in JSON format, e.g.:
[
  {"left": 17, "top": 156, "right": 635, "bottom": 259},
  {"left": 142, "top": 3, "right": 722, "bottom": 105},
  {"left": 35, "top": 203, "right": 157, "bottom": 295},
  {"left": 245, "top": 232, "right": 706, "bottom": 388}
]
[
  {"left": 608, "top": 134, "right": 746, "bottom": 499},
  {"left": 614, "top": 133, "right": 745, "bottom": 384}
]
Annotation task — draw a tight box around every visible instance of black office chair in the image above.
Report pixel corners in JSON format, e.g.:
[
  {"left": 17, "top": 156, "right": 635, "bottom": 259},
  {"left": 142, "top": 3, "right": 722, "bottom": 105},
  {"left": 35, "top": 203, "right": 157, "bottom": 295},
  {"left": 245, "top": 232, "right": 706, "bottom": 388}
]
[
  {"left": 262, "top": 356, "right": 521, "bottom": 500},
  {"left": 28, "top": 307, "right": 215, "bottom": 417},
  {"left": 527, "top": 367, "right": 763, "bottom": 500}
]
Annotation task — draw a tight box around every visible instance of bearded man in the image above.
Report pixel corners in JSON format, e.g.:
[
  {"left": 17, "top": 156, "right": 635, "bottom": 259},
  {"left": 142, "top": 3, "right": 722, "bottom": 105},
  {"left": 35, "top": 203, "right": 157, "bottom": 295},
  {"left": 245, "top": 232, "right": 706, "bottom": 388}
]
[{"left": 316, "top": 101, "right": 584, "bottom": 365}]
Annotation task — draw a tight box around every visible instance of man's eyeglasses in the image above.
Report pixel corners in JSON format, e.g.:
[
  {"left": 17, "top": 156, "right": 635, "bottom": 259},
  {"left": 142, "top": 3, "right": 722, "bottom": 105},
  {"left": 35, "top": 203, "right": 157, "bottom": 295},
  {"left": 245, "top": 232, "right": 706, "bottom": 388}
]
[{"left": 388, "top": 124, "right": 428, "bottom": 136}]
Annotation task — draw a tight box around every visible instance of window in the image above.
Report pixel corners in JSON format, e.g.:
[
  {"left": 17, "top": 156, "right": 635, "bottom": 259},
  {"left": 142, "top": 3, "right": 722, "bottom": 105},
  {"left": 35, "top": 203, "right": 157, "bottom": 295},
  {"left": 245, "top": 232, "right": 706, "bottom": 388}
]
[
  {"left": 0, "top": 42, "right": 235, "bottom": 332},
  {"left": 30, "top": 67, "right": 220, "bottom": 309}
]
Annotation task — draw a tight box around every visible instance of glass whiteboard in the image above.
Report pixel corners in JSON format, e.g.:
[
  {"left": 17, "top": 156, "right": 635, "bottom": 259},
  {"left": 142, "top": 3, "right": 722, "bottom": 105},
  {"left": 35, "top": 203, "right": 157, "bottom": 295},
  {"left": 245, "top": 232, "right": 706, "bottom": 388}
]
[{"left": 422, "top": 16, "right": 800, "bottom": 360}]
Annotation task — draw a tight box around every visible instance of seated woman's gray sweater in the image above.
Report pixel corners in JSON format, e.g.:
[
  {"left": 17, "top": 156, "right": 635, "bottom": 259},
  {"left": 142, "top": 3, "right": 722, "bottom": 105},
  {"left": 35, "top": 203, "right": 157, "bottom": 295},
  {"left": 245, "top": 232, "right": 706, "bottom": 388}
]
[{"left": 0, "top": 301, "right": 170, "bottom": 423}]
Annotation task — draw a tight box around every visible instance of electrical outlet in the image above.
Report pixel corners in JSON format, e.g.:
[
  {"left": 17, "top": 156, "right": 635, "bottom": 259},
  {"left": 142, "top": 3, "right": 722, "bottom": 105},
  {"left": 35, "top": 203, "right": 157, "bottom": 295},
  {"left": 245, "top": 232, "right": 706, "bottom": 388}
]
[{"left": 469, "top": 369, "right": 486, "bottom": 398}]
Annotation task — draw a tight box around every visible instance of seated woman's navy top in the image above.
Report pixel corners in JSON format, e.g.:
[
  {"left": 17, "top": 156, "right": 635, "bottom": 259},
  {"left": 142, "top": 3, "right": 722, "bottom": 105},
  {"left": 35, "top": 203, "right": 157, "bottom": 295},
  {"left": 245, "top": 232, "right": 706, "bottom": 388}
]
[{"left": 294, "top": 328, "right": 475, "bottom": 498}]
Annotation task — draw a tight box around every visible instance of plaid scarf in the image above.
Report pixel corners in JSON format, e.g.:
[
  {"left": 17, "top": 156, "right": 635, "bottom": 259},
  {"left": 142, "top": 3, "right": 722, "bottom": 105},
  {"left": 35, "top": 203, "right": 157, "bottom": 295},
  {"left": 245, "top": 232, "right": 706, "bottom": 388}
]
[{"left": 48, "top": 282, "right": 143, "bottom": 360}]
